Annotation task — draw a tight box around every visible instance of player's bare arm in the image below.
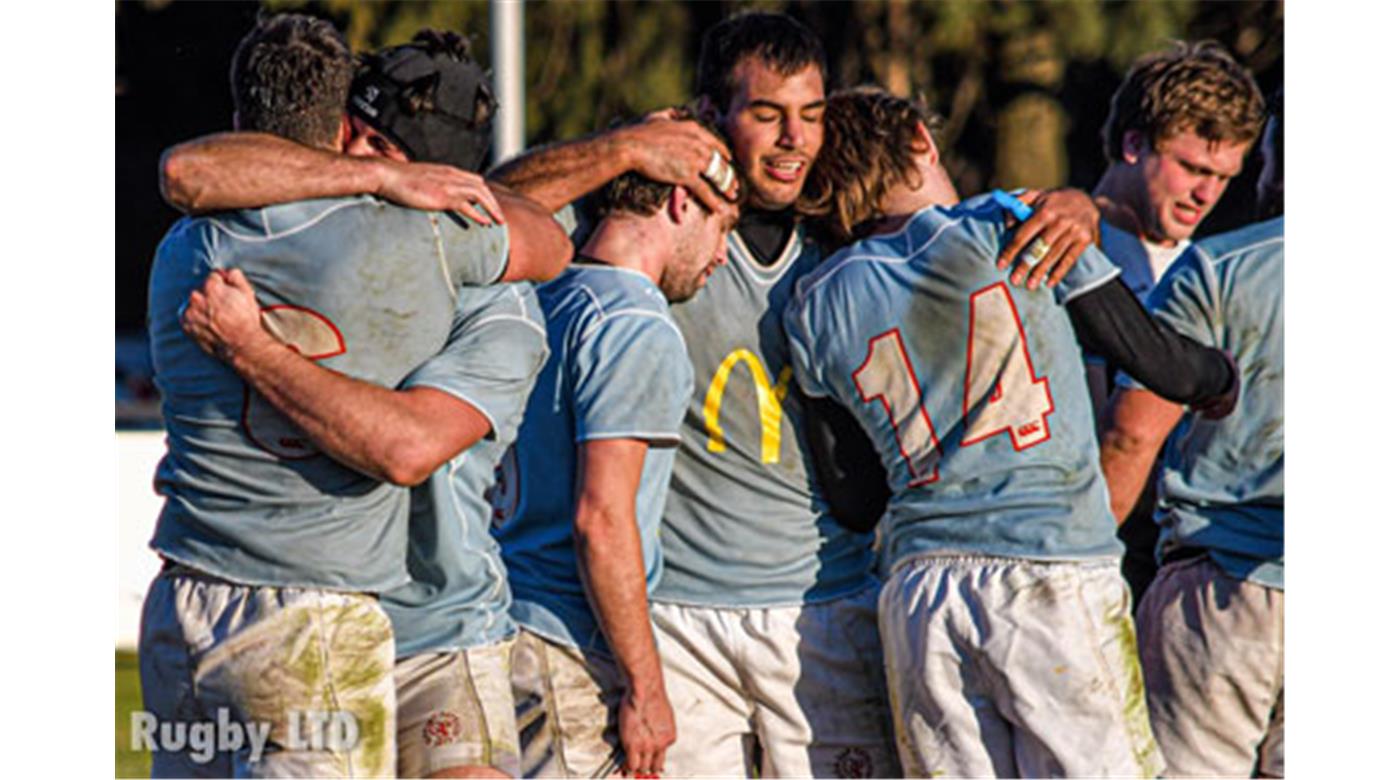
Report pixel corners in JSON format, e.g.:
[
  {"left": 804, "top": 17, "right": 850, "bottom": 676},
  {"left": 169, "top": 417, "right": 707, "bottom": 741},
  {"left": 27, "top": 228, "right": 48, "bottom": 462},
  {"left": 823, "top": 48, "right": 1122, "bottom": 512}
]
[
  {"left": 160, "top": 131, "right": 504, "bottom": 224},
  {"left": 489, "top": 115, "right": 738, "bottom": 214},
  {"left": 572, "top": 439, "right": 677, "bottom": 778},
  {"left": 1099, "top": 387, "right": 1186, "bottom": 523},
  {"left": 999, "top": 188, "right": 1102, "bottom": 289},
  {"left": 493, "top": 184, "right": 575, "bottom": 282},
  {"left": 180, "top": 268, "right": 491, "bottom": 486}
]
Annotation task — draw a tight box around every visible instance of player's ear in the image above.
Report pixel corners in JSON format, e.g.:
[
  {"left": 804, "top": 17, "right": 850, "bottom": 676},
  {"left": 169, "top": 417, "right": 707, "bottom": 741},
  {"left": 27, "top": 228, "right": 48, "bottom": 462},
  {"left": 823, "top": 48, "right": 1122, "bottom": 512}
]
[
  {"left": 1122, "top": 130, "right": 1148, "bottom": 164},
  {"left": 337, "top": 114, "right": 354, "bottom": 152},
  {"left": 667, "top": 184, "right": 688, "bottom": 224},
  {"left": 914, "top": 122, "right": 939, "bottom": 167}
]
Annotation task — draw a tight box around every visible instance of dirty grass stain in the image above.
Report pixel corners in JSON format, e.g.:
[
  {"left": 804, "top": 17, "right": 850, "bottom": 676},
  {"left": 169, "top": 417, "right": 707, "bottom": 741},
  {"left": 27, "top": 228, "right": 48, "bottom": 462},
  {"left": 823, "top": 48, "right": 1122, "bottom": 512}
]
[{"left": 1108, "top": 608, "right": 1158, "bottom": 777}]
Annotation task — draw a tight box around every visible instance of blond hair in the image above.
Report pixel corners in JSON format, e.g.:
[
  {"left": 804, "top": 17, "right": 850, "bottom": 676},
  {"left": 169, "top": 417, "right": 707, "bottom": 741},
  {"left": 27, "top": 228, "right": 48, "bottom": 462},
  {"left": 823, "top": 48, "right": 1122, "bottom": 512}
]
[
  {"left": 1102, "top": 40, "right": 1265, "bottom": 162},
  {"left": 799, "top": 86, "right": 942, "bottom": 245}
]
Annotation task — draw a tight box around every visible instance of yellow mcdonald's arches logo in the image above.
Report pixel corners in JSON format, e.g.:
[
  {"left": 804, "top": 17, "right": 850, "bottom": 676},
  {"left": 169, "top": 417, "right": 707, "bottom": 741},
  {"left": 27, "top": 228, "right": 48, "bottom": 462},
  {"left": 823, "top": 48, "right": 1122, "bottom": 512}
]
[{"left": 703, "top": 348, "right": 792, "bottom": 464}]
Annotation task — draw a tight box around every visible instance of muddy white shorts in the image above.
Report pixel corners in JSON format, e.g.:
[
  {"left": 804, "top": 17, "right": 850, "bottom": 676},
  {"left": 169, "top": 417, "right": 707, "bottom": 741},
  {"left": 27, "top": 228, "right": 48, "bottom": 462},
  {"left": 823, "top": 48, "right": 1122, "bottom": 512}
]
[
  {"left": 395, "top": 639, "right": 520, "bottom": 777},
  {"left": 880, "top": 554, "right": 1164, "bottom": 778},
  {"left": 138, "top": 564, "right": 397, "bottom": 778},
  {"left": 1136, "top": 555, "right": 1284, "bottom": 777},
  {"left": 511, "top": 628, "right": 627, "bottom": 777},
  {"left": 650, "top": 586, "right": 899, "bottom": 778}
]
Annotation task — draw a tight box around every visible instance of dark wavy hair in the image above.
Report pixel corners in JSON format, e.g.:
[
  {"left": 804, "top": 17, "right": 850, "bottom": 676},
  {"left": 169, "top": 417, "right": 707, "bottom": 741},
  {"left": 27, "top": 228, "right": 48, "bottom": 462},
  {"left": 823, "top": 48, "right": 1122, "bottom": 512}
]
[
  {"left": 696, "top": 11, "right": 827, "bottom": 111},
  {"left": 230, "top": 13, "right": 354, "bottom": 149}
]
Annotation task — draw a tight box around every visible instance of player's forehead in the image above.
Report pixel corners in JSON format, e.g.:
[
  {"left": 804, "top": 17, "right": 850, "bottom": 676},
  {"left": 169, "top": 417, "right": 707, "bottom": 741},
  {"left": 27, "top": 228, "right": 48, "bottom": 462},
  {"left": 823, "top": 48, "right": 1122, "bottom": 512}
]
[
  {"left": 1157, "top": 129, "right": 1249, "bottom": 177},
  {"left": 348, "top": 115, "right": 406, "bottom": 158},
  {"left": 727, "top": 56, "right": 826, "bottom": 111}
]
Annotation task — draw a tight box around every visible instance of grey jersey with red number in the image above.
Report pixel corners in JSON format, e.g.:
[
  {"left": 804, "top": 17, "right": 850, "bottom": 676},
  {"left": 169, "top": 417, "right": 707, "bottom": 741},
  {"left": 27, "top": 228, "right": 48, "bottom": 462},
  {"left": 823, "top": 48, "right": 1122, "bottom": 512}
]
[{"left": 148, "top": 196, "right": 507, "bottom": 593}]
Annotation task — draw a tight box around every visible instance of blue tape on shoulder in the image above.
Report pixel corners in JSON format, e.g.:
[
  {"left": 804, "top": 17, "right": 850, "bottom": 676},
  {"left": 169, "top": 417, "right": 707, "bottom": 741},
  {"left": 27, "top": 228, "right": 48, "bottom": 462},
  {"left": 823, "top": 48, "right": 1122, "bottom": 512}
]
[{"left": 991, "top": 189, "right": 1034, "bottom": 222}]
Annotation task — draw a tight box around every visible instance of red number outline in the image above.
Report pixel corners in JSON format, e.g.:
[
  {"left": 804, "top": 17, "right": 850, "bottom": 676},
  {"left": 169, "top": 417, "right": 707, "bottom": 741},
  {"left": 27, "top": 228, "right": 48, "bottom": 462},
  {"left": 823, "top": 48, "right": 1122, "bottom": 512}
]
[
  {"left": 852, "top": 327, "right": 942, "bottom": 486},
  {"left": 241, "top": 305, "right": 346, "bottom": 459},
  {"left": 960, "top": 282, "right": 1055, "bottom": 451}
]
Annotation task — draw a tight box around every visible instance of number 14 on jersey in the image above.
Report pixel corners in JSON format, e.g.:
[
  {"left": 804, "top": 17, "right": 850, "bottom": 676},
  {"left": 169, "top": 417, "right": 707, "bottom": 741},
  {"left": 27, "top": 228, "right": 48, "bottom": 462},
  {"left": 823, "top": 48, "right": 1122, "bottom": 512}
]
[{"left": 851, "top": 283, "right": 1055, "bottom": 486}]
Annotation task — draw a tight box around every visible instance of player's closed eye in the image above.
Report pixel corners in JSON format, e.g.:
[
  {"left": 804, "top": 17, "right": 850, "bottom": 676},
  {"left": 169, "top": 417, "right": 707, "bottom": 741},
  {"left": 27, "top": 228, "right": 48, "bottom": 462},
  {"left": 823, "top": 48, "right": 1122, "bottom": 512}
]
[{"left": 369, "top": 135, "right": 394, "bottom": 155}]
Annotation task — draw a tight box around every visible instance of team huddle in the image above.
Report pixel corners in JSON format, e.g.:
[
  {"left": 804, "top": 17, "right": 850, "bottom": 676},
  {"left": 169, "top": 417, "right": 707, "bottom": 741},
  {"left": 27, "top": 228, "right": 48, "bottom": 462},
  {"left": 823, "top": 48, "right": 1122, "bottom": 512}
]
[{"left": 140, "top": 10, "right": 1283, "bottom": 780}]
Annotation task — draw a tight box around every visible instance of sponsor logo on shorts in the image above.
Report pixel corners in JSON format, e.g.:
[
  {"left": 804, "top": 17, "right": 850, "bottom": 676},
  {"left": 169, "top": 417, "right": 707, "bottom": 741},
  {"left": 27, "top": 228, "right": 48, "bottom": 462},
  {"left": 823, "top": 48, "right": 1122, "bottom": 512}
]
[
  {"left": 834, "top": 746, "right": 874, "bottom": 778},
  {"left": 423, "top": 710, "right": 464, "bottom": 747},
  {"left": 130, "top": 708, "right": 360, "bottom": 765}
]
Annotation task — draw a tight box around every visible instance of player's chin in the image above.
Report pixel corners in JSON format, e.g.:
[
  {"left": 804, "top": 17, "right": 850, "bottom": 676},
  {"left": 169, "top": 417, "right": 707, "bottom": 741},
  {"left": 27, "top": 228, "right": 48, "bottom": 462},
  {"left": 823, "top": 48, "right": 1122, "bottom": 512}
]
[{"left": 747, "top": 181, "right": 804, "bottom": 211}]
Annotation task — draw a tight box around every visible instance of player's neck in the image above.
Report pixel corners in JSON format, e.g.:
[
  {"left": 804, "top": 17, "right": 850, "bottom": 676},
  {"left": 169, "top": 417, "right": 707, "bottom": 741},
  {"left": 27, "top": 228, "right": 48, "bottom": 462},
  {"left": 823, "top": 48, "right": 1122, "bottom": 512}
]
[
  {"left": 880, "top": 159, "right": 959, "bottom": 220},
  {"left": 1093, "top": 167, "right": 1177, "bottom": 249},
  {"left": 579, "top": 216, "right": 667, "bottom": 286}
]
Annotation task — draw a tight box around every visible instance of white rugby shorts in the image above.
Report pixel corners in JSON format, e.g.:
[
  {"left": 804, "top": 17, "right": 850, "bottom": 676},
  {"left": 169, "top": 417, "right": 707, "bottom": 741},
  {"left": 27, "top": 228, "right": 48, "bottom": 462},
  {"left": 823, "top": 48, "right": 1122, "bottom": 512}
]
[
  {"left": 138, "top": 564, "right": 397, "bottom": 778},
  {"left": 880, "top": 554, "right": 1164, "bottom": 778},
  {"left": 395, "top": 640, "right": 519, "bottom": 778},
  {"left": 511, "top": 628, "right": 626, "bottom": 778},
  {"left": 1136, "top": 555, "right": 1284, "bottom": 777},
  {"left": 650, "top": 586, "right": 899, "bottom": 778}
]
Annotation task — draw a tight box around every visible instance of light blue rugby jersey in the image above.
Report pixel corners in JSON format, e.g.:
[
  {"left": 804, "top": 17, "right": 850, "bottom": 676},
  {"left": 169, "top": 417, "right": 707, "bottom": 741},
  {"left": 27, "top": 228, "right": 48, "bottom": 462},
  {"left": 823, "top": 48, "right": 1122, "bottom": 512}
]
[
  {"left": 148, "top": 196, "right": 508, "bottom": 592},
  {"left": 785, "top": 195, "right": 1125, "bottom": 572},
  {"left": 492, "top": 265, "right": 692, "bottom": 653},
  {"left": 1124, "top": 217, "right": 1284, "bottom": 589},
  {"left": 655, "top": 228, "right": 880, "bottom": 607},
  {"left": 381, "top": 283, "right": 548, "bottom": 658}
]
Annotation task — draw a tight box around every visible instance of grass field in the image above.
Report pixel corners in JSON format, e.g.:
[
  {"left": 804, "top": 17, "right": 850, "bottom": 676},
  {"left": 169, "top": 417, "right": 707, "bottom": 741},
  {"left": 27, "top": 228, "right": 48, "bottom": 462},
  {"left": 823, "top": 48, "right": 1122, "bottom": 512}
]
[{"left": 116, "top": 650, "right": 150, "bottom": 778}]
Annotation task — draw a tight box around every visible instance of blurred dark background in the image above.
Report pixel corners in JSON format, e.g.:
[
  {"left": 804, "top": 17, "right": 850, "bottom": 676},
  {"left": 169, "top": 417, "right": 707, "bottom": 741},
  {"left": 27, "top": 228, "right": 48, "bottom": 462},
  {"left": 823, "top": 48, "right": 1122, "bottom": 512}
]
[{"left": 115, "top": 0, "right": 1282, "bottom": 420}]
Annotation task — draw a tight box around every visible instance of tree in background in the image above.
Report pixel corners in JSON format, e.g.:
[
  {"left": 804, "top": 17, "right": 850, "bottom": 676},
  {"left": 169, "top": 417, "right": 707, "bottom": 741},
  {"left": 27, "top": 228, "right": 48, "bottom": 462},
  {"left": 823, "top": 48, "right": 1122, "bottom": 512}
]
[{"left": 117, "top": 0, "right": 1281, "bottom": 332}]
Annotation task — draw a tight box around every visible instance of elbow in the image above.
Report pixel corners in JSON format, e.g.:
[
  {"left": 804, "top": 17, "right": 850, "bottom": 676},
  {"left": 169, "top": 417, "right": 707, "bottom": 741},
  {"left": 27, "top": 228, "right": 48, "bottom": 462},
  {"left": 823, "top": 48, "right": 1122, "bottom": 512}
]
[
  {"left": 159, "top": 145, "right": 200, "bottom": 213},
  {"left": 527, "top": 219, "right": 574, "bottom": 283},
  {"left": 380, "top": 460, "right": 433, "bottom": 488},
  {"left": 572, "top": 503, "right": 628, "bottom": 547},
  {"left": 544, "top": 230, "right": 575, "bottom": 279},
  {"left": 377, "top": 438, "right": 441, "bottom": 487}
]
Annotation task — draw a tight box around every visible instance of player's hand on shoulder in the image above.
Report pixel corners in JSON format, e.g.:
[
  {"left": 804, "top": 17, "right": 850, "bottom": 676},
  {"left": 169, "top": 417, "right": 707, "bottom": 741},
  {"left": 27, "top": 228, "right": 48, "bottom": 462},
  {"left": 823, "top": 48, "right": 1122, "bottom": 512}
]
[
  {"left": 1192, "top": 349, "right": 1242, "bottom": 420},
  {"left": 999, "top": 187, "right": 1101, "bottom": 290},
  {"left": 180, "top": 268, "right": 272, "bottom": 363},
  {"left": 375, "top": 159, "right": 504, "bottom": 226}
]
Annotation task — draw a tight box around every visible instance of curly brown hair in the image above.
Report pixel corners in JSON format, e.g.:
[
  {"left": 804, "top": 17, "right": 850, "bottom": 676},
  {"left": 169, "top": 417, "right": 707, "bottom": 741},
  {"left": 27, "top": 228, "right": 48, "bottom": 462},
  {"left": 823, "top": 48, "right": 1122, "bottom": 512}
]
[
  {"left": 798, "top": 86, "right": 943, "bottom": 245},
  {"left": 230, "top": 13, "right": 354, "bottom": 149},
  {"left": 1101, "top": 40, "right": 1265, "bottom": 163}
]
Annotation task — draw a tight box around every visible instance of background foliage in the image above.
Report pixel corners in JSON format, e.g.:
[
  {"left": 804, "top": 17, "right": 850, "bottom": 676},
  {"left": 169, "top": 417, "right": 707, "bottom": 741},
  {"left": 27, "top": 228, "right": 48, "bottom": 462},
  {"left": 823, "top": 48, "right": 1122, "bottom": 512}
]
[{"left": 116, "top": 0, "right": 1282, "bottom": 331}]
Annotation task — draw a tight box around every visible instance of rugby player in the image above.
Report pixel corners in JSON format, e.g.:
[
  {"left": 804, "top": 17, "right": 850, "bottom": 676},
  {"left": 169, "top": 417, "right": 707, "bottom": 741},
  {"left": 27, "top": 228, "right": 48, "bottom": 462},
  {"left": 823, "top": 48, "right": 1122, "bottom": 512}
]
[
  {"left": 1099, "top": 89, "right": 1284, "bottom": 777},
  {"left": 493, "top": 146, "right": 739, "bottom": 779},
  {"left": 1087, "top": 41, "right": 1266, "bottom": 601},
  {"left": 784, "top": 86, "right": 1239, "bottom": 777},
  {"left": 489, "top": 12, "right": 1103, "bottom": 776},
  {"left": 148, "top": 21, "right": 568, "bottom": 778}
]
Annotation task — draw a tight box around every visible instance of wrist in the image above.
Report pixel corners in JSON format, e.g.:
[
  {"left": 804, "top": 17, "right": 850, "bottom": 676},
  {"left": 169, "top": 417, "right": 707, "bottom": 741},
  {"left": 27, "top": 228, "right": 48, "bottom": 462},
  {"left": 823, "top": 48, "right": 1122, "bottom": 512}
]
[
  {"left": 607, "top": 125, "right": 643, "bottom": 173},
  {"left": 225, "top": 327, "right": 288, "bottom": 375},
  {"left": 365, "top": 156, "right": 400, "bottom": 199}
]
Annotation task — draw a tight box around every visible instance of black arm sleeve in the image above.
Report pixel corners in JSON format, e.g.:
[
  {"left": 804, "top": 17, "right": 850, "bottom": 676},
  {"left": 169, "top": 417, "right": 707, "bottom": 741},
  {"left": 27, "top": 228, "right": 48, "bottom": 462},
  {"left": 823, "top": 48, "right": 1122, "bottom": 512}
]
[
  {"left": 1066, "top": 277, "right": 1234, "bottom": 405},
  {"left": 802, "top": 394, "right": 890, "bottom": 534}
]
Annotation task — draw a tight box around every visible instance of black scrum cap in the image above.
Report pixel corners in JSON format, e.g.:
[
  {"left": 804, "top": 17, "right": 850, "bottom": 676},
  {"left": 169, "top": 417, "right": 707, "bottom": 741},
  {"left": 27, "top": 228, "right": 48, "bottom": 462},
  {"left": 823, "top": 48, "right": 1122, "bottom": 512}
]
[{"left": 348, "top": 32, "right": 497, "bottom": 172}]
